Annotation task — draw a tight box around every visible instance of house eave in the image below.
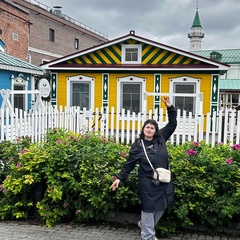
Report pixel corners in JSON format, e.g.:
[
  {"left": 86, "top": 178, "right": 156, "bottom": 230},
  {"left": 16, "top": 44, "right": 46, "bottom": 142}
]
[
  {"left": 42, "top": 65, "right": 228, "bottom": 75},
  {"left": 0, "top": 65, "right": 43, "bottom": 75}
]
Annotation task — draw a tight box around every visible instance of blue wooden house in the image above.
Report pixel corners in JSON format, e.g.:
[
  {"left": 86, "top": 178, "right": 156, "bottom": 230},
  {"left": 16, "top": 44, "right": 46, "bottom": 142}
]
[{"left": 0, "top": 50, "right": 43, "bottom": 111}]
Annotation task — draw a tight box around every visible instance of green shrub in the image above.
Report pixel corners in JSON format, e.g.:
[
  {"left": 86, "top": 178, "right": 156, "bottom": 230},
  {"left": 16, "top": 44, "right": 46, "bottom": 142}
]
[
  {"left": 167, "top": 141, "right": 240, "bottom": 232},
  {"left": 0, "top": 136, "right": 33, "bottom": 220},
  {"left": 0, "top": 130, "right": 240, "bottom": 233},
  {"left": 0, "top": 129, "right": 139, "bottom": 227}
]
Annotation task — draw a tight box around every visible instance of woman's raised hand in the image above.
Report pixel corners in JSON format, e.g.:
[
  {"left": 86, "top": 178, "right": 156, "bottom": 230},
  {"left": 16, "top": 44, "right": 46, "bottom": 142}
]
[{"left": 161, "top": 97, "right": 172, "bottom": 108}]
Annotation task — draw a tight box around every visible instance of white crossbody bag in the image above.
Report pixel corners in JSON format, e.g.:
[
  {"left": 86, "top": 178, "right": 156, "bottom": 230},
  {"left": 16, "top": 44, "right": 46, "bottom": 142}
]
[{"left": 141, "top": 139, "right": 171, "bottom": 183}]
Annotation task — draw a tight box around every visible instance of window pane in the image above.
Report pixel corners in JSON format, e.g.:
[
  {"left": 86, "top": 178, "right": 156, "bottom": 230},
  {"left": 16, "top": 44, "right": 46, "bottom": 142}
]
[
  {"left": 125, "top": 48, "right": 138, "bottom": 61},
  {"left": 232, "top": 94, "right": 239, "bottom": 108},
  {"left": 174, "top": 83, "right": 195, "bottom": 115},
  {"left": 74, "top": 38, "right": 79, "bottom": 49},
  {"left": 175, "top": 84, "right": 194, "bottom": 93},
  {"left": 122, "top": 83, "right": 141, "bottom": 113},
  {"left": 49, "top": 28, "right": 55, "bottom": 42},
  {"left": 175, "top": 96, "right": 194, "bottom": 113},
  {"left": 14, "top": 85, "right": 24, "bottom": 110},
  {"left": 71, "top": 82, "right": 90, "bottom": 109}
]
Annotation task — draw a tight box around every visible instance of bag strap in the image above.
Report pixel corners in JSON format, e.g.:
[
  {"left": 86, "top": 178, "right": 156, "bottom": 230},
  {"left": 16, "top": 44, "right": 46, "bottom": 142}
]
[
  {"left": 141, "top": 139, "right": 170, "bottom": 171},
  {"left": 141, "top": 139, "right": 155, "bottom": 172}
]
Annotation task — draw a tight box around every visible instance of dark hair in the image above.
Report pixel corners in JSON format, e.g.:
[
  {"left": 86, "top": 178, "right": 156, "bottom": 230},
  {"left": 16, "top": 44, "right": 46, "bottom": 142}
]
[{"left": 139, "top": 119, "right": 160, "bottom": 140}]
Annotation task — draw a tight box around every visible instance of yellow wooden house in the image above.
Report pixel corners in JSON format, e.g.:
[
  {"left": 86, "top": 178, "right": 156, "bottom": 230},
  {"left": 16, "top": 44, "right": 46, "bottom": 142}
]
[{"left": 42, "top": 31, "right": 229, "bottom": 120}]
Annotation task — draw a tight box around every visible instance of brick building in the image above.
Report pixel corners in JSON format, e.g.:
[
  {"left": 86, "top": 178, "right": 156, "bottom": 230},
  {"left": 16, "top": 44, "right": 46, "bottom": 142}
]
[
  {"left": 0, "top": 0, "right": 30, "bottom": 61},
  {"left": 1, "top": 0, "right": 109, "bottom": 66}
]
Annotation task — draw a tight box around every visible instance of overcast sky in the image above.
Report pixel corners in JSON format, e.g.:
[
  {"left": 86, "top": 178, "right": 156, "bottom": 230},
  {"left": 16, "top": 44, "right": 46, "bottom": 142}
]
[{"left": 38, "top": 0, "right": 240, "bottom": 51}]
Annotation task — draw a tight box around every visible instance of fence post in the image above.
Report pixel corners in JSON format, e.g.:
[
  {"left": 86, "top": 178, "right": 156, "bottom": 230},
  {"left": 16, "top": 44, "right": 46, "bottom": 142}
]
[
  {"left": 221, "top": 112, "right": 225, "bottom": 143},
  {"left": 221, "top": 109, "right": 227, "bottom": 143}
]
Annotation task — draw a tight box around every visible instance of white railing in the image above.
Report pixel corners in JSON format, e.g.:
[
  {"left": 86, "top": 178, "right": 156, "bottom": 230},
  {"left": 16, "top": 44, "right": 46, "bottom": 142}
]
[{"left": 0, "top": 106, "right": 239, "bottom": 146}]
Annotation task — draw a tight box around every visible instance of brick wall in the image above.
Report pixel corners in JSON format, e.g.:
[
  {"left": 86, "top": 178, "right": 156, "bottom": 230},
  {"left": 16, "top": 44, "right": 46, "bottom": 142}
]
[
  {"left": 28, "top": 11, "right": 106, "bottom": 65},
  {"left": 0, "top": 1, "right": 29, "bottom": 61},
  {"left": 13, "top": 0, "right": 109, "bottom": 66}
]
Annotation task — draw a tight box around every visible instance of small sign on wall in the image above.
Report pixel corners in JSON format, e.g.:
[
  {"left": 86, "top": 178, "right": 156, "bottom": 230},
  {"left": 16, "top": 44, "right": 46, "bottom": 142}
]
[{"left": 38, "top": 78, "right": 50, "bottom": 98}]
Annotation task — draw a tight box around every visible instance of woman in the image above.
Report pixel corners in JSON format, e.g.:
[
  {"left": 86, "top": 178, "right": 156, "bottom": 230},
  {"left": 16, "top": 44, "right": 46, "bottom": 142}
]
[{"left": 110, "top": 97, "right": 177, "bottom": 240}]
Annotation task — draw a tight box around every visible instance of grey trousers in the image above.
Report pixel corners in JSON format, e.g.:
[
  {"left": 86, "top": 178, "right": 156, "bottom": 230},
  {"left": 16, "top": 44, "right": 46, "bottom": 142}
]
[{"left": 141, "top": 210, "right": 165, "bottom": 240}]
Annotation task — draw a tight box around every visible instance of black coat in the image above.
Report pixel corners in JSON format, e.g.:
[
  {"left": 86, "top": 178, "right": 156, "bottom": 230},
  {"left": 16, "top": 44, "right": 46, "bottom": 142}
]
[{"left": 117, "top": 106, "right": 177, "bottom": 212}]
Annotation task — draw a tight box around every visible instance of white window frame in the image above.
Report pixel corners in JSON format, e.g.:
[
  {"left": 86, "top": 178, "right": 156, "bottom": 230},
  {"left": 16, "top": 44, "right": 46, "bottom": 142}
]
[
  {"left": 170, "top": 76, "right": 201, "bottom": 116},
  {"left": 67, "top": 75, "right": 94, "bottom": 111},
  {"left": 74, "top": 38, "right": 79, "bottom": 49},
  {"left": 117, "top": 76, "right": 146, "bottom": 119},
  {"left": 11, "top": 74, "right": 28, "bottom": 111},
  {"left": 122, "top": 44, "right": 142, "bottom": 64}
]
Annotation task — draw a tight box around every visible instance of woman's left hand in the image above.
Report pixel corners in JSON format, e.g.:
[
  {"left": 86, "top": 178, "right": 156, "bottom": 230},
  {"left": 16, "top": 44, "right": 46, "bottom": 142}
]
[
  {"left": 110, "top": 179, "right": 120, "bottom": 191},
  {"left": 161, "top": 97, "right": 172, "bottom": 108}
]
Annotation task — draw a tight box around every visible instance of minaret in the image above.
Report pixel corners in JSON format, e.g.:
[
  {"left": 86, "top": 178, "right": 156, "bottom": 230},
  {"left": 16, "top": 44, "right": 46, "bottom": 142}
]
[{"left": 188, "top": 1, "right": 204, "bottom": 51}]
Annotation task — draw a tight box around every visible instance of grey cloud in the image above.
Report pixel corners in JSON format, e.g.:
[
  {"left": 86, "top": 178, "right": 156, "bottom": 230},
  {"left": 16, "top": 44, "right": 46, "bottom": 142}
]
[{"left": 41, "top": 0, "right": 240, "bottom": 50}]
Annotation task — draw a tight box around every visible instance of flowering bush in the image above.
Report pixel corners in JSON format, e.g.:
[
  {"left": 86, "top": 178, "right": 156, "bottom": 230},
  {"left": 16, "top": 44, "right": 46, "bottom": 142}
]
[
  {"left": 167, "top": 141, "right": 240, "bottom": 231},
  {"left": 0, "top": 131, "right": 240, "bottom": 233},
  {"left": 0, "top": 129, "right": 138, "bottom": 227}
]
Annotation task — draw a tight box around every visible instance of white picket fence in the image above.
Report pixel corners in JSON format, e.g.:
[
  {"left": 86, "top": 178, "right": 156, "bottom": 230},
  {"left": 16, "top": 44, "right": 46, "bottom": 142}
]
[{"left": 0, "top": 105, "right": 239, "bottom": 146}]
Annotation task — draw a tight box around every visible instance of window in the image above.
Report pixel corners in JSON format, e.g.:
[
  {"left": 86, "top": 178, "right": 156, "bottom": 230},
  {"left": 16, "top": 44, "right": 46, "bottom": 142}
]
[
  {"left": 170, "top": 76, "right": 200, "bottom": 116},
  {"left": 67, "top": 75, "right": 94, "bottom": 111},
  {"left": 210, "top": 52, "right": 222, "bottom": 61},
  {"left": 71, "top": 82, "right": 90, "bottom": 109},
  {"left": 211, "top": 54, "right": 217, "bottom": 59},
  {"left": 74, "top": 38, "right": 79, "bottom": 49},
  {"left": 121, "top": 83, "right": 141, "bottom": 113},
  {"left": 49, "top": 28, "right": 55, "bottom": 42},
  {"left": 12, "top": 32, "right": 18, "bottom": 41},
  {"left": 12, "top": 74, "right": 27, "bottom": 112},
  {"left": 117, "top": 76, "right": 145, "bottom": 116},
  {"left": 125, "top": 48, "right": 138, "bottom": 61},
  {"left": 173, "top": 83, "right": 196, "bottom": 115},
  {"left": 14, "top": 85, "right": 25, "bottom": 110},
  {"left": 122, "top": 44, "right": 141, "bottom": 64}
]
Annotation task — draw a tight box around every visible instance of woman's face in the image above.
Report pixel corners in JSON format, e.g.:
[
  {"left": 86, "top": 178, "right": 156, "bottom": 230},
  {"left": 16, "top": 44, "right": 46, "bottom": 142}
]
[{"left": 143, "top": 123, "right": 156, "bottom": 140}]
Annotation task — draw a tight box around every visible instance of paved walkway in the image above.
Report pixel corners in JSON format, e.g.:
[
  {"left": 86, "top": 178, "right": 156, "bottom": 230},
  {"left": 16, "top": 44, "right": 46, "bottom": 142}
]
[{"left": 0, "top": 221, "right": 240, "bottom": 240}]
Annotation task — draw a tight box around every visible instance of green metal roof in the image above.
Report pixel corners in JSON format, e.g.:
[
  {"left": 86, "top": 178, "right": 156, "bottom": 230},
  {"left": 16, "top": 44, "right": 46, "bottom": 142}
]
[
  {"left": 0, "top": 51, "right": 43, "bottom": 75},
  {"left": 220, "top": 79, "right": 240, "bottom": 90},
  {"left": 192, "top": 10, "right": 202, "bottom": 28},
  {"left": 191, "top": 49, "right": 240, "bottom": 64}
]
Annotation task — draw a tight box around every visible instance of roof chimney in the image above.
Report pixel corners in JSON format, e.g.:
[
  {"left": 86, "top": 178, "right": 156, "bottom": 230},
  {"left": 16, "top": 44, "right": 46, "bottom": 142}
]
[{"left": 53, "top": 6, "right": 62, "bottom": 17}]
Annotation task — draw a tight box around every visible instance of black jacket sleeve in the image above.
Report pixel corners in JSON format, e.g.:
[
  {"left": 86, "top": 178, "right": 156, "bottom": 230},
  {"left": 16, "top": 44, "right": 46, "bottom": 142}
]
[
  {"left": 159, "top": 105, "right": 177, "bottom": 141},
  {"left": 116, "top": 142, "right": 140, "bottom": 182}
]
